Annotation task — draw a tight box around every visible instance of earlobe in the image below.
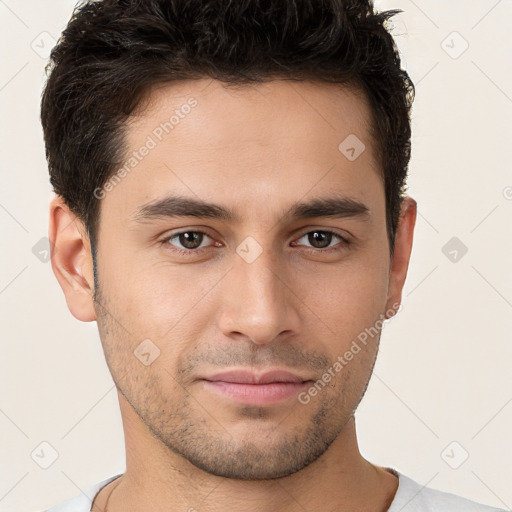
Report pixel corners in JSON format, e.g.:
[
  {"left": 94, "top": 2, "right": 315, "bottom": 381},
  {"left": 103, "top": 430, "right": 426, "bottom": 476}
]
[
  {"left": 49, "top": 196, "right": 97, "bottom": 322},
  {"left": 385, "top": 196, "right": 417, "bottom": 317}
]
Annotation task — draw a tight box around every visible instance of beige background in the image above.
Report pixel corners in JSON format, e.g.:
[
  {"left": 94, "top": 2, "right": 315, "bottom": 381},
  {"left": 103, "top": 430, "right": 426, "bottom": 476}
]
[{"left": 1, "top": 0, "right": 511, "bottom": 511}]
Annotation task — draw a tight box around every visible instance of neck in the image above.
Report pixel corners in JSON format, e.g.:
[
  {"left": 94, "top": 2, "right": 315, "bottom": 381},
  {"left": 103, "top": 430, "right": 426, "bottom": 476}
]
[{"left": 105, "top": 392, "right": 398, "bottom": 512}]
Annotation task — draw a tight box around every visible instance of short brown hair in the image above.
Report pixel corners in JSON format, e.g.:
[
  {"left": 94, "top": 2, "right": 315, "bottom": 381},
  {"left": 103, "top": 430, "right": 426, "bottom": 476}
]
[{"left": 40, "top": 0, "right": 415, "bottom": 260}]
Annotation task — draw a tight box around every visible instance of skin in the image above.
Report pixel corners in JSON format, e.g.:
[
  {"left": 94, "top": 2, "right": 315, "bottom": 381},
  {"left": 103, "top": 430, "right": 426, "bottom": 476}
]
[{"left": 49, "top": 78, "right": 417, "bottom": 512}]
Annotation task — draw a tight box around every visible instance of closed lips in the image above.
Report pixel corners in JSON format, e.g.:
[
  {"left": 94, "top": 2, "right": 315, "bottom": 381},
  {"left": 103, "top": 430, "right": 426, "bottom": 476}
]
[{"left": 202, "top": 369, "right": 313, "bottom": 384}]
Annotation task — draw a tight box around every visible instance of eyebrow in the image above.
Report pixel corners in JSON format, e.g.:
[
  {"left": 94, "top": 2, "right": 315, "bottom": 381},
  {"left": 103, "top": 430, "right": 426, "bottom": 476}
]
[{"left": 131, "top": 194, "right": 371, "bottom": 224}]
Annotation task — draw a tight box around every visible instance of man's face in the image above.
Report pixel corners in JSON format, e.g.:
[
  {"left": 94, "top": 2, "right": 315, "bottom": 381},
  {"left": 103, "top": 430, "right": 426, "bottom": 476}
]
[{"left": 92, "top": 79, "right": 401, "bottom": 479}]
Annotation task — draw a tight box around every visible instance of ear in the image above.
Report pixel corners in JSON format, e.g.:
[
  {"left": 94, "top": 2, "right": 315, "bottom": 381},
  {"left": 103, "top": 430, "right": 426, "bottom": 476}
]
[
  {"left": 385, "top": 196, "right": 417, "bottom": 318},
  {"left": 49, "top": 195, "right": 97, "bottom": 322}
]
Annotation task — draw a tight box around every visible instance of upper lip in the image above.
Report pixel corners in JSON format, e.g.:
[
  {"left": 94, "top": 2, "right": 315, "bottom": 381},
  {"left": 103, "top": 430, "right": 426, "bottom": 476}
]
[{"left": 202, "top": 369, "right": 312, "bottom": 384}]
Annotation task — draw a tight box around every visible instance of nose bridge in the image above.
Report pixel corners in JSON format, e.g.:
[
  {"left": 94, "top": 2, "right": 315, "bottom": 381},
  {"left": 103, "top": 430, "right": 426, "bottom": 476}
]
[{"left": 218, "top": 241, "right": 299, "bottom": 344}]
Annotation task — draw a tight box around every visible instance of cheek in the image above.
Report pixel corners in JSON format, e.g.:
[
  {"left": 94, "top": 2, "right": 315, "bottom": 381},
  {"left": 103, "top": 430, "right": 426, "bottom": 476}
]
[
  {"left": 293, "top": 258, "right": 389, "bottom": 337},
  {"left": 104, "top": 259, "right": 225, "bottom": 342}
]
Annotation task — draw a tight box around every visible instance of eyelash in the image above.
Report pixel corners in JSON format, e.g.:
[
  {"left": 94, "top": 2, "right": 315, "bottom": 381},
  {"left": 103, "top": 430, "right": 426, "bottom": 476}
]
[{"left": 160, "top": 229, "right": 350, "bottom": 257}]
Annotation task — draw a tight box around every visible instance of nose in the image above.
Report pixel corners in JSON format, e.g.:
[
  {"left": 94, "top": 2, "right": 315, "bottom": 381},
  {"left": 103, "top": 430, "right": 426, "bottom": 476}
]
[{"left": 216, "top": 246, "right": 301, "bottom": 345}]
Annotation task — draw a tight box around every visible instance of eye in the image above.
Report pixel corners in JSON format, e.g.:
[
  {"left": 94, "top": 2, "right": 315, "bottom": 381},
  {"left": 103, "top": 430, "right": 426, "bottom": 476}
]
[
  {"left": 292, "top": 229, "right": 349, "bottom": 252},
  {"left": 162, "top": 230, "right": 218, "bottom": 255},
  {"left": 160, "top": 228, "right": 350, "bottom": 257}
]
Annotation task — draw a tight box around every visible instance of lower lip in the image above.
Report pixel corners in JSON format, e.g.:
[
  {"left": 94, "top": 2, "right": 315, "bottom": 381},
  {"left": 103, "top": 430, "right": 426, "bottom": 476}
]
[{"left": 202, "top": 380, "right": 311, "bottom": 406}]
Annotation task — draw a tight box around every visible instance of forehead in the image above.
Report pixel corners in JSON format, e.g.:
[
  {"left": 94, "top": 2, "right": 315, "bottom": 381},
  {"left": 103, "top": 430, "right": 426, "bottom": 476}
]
[
  {"left": 106, "top": 78, "right": 383, "bottom": 226},
  {"left": 130, "top": 78, "right": 377, "bottom": 162}
]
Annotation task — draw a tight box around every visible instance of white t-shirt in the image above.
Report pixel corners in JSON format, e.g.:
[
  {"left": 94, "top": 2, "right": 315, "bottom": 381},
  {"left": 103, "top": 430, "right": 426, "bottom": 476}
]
[{"left": 36, "top": 467, "right": 507, "bottom": 512}]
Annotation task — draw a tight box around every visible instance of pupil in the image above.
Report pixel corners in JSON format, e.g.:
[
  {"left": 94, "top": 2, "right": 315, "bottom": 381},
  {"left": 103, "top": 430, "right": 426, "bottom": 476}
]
[
  {"left": 309, "top": 231, "right": 331, "bottom": 249},
  {"left": 180, "top": 232, "right": 202, "bottom": 249}
]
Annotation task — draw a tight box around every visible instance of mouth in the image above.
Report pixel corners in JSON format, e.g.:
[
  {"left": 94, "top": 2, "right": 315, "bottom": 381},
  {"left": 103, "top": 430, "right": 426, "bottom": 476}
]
[{"left": 200, "top": 369, "right": 314, "bottom": 407}]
